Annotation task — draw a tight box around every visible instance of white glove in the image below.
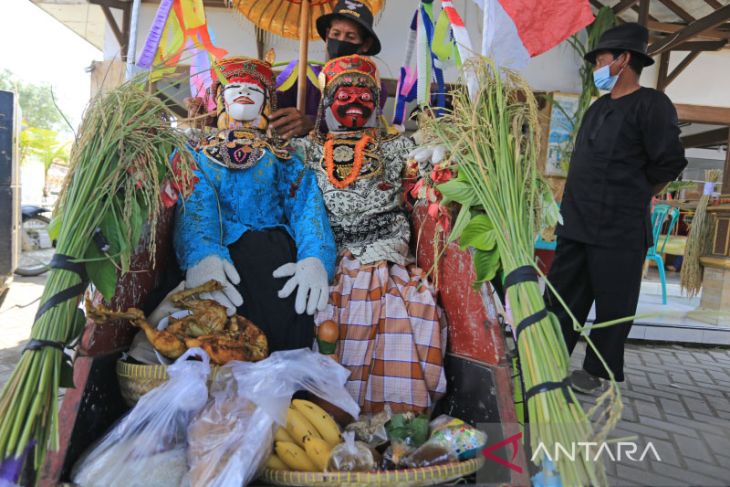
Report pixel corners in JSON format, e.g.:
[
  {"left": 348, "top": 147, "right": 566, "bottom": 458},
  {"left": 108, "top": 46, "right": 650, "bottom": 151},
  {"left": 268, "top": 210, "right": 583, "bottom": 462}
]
[
  {"left": 186, "top": 255, "right": 243, "bottom": 316},
  {"left": 409, "top": 144, "right": 448, "bottom": 165},
  {"left": 148, "top": 281, "right": 186, "bottom": 327},
  {"left": 273, "top": 257, "right": 329, "bottom": 315}
]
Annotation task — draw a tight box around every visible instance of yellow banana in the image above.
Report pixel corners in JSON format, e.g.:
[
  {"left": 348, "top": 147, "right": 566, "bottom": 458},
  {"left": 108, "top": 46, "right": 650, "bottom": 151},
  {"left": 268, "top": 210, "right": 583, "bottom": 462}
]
[
  {"left": 275, "top": 441, "right": 318, "bottom": 472},
  {"left": 265, "top": 453, "right": 289, "bottom": 471},
  {"left": 285, "top": 407, "right": 322, "bottom": 446},
  {"left": 275, "top": 426, "right": 295, "bottom": 443},
  {"left": 302, "top": 436, "right": 333, "bottom": 472},
  {"left": 291, "top": 399, "right": 342, "bottom": 447}
]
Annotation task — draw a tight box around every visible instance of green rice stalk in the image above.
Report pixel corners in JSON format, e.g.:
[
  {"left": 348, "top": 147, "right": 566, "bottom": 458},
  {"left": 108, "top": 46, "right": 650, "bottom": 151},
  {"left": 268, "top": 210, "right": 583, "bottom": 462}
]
[
  {"left": 0, "top": 77, "right": 196, "bottom": 481},
  {"left": 681, "top": 169, "right": 721, "bottom": 297},
  {"left": 424, "top": 57, "right": 621, "bottom": 486}
]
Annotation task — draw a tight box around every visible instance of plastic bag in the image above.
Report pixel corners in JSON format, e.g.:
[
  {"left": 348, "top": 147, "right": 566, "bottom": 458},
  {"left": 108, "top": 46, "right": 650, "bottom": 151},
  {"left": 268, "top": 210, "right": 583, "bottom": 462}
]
[
  {"left": 187, "top": 348, "right": 359, "bottom": 487},
  {"left": 427, "top": 423, "right": 487, "bottom": 460},
  {"left": 381, "top": 441, "right": 415, "bottom": 470},
  {"left": 345, "top": 405, "right": 392, "bottom": 447},
  {"left": 386, "top": 412, "right": 430, "bottom": 447},
  {"left": 401, "top": 442, "right": 457, "bottom": 468},
  {"left": 72, "top": 348, "right": 211, "bottom": 487},
  {"left": 428, "top": 414, "right": 464, "bottom": 433},
  {"left": 327, "top": 432, "right": 379, "bottom": 472}
]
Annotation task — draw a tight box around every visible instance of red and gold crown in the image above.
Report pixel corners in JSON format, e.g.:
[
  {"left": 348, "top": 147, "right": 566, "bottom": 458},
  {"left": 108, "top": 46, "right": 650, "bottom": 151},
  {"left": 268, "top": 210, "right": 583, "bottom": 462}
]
[
  {"left": 212, "top": 56, "right": 275, "bottom": 92},
  {"left": 318, "top": 55, "right": 379, "bottom": 93}
]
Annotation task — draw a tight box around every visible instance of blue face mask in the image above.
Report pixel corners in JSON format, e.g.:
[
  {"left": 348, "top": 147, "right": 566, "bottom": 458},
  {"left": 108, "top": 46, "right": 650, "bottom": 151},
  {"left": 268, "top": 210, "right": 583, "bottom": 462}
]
[{"left": 593, "top": 59, "right": 621, "bottom": 91}]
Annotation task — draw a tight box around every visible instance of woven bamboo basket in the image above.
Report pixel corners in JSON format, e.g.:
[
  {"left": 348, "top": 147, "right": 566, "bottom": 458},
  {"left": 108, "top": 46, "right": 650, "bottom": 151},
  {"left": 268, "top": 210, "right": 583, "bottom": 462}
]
[
  {"left": 116, "top": 361, "right": 220, "bottom": 407},
  {"left": 258, "top": 457, "right": 485, "bottom": 486}
]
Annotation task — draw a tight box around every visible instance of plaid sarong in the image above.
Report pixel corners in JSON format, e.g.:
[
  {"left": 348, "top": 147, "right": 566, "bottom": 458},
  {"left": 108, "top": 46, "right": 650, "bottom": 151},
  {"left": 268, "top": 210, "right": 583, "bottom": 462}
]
[{"left": 316, "top": 254, "right": 447, "bottom": 414}]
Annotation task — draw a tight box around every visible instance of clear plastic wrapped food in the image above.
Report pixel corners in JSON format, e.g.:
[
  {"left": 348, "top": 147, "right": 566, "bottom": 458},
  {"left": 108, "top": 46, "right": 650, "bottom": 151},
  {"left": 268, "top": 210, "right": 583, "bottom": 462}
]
[
  {"left": 401, "top": 442, "right": 457, "bottom": 468},
  {"left": 71, "top": 348, "right": 211, "bottom": 487},
  {"left": 344, "top": 405, "right": 392, "bottom": 447},
  {"left": 380, "top": 441, "right": 415, "bottom": 470},
  {"left": 386, "top": 412, "right": 430, "bottom": 447},
  {"left": 327, "top": 432, "right": 380, "bottom": 472},
  {"left": 187, "top": 349, "right": 359, "bottom": 486},
  {"left": 428, "top": 423, "right": 488, "bottom": 460}
]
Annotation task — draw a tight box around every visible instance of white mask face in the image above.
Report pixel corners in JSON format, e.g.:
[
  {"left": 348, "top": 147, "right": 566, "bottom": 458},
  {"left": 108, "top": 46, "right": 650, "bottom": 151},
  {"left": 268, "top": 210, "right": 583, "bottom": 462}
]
[{"left": 223, "top": 82, "right": 266, "bottom": 122}]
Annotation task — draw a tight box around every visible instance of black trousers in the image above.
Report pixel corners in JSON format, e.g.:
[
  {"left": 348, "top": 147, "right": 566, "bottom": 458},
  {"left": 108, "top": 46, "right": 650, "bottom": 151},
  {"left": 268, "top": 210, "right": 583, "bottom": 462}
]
[
  {"left": 544, "top": 237, "right": 646, "bottom": 381},
  {"left": 228, "top": 228, "right": 315, "bottom": 353},
  {"left": 144, "top": 228, "right": 314, "bottom": 354}
]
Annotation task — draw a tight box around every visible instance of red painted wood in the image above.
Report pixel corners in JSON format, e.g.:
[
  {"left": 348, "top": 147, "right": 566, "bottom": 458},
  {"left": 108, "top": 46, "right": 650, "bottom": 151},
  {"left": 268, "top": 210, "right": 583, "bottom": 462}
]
[{"left": 412, "top": 205, "right": 505, "bottom": 366}]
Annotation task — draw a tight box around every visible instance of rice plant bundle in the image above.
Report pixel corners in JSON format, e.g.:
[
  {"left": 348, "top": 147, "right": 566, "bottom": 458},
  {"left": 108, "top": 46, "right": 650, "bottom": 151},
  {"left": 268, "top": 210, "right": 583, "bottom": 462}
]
[
  {"left": 0, "top": 79, "right": 195, "bottom": 483},
  {"left": 681, "top": 169, "right": 722, "bottom": 297},
  {"left": 424, "top": 57, "right": 619, "bottom": 486}
]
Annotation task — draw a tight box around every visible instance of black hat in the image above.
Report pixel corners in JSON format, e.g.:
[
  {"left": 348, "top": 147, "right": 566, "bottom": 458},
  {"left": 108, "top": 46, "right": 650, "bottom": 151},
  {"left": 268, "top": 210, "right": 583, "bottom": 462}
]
[
  {"left": 584, "top": 22, "right": 655, "bottom": 67},
  {"left": 316, "top": 0, "right": 381, "bottom": 56}
]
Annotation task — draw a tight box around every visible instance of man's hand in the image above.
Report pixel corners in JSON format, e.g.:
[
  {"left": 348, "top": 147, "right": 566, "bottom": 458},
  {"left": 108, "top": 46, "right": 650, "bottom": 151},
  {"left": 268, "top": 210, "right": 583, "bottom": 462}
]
[{"left": 269, "top": 107, "right": 314, "bottom": 139}]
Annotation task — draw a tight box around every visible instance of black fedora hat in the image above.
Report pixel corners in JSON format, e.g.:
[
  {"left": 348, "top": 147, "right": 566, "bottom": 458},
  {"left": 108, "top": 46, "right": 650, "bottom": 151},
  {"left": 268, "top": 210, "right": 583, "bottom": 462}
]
[
  {"left": 316, "top": 0, "right": 381, "bottom": 56},
  {"left": 584, "top": 22, "right": 655, "bottom": 67}
]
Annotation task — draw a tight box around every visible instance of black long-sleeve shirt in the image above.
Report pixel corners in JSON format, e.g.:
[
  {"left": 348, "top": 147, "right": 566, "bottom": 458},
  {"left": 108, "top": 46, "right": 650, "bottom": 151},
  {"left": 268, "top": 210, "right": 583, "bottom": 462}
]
[{"left": 557, "top": 87, "right": 688, "bottom": 249}]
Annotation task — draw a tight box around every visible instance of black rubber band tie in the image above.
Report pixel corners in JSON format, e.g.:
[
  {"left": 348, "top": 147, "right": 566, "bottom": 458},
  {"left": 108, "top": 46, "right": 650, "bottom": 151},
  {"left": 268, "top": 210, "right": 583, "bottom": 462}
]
[
  {"left": 34, "top": 253, "right": 89, "bottom": 322},
  {"left": 504, "top": 265, "right": 538, "bottom": 290},
  {"left": 23, "top": 339, "right": 65, "bottom": 353},
  {"left": 515, "top": 308, "right": 549, "bottom": 342},
  {"left": 525, "top": 377, "right": 574, "bottom": 404}
]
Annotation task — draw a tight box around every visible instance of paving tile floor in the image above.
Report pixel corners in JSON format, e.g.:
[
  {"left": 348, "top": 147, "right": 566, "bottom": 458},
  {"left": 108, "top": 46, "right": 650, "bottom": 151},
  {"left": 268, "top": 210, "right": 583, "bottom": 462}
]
[{"left": 572, "top": 341, "right": 730, "bottom": 487}]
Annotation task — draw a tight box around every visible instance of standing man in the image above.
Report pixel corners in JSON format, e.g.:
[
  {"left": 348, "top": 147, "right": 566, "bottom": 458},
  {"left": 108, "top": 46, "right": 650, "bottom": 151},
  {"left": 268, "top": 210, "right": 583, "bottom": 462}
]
[
  {"left": 269, "top": 0, "right": 383, "bottom": 139},
  {"left": 545, "top": 23, "right": 687, "bottom": 393}
]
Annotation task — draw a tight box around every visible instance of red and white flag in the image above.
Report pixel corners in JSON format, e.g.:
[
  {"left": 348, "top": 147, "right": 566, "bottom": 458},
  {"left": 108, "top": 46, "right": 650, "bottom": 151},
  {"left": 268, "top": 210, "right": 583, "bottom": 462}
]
[{"left": 475, "top": 0, "right": 594, "bottom": 69}]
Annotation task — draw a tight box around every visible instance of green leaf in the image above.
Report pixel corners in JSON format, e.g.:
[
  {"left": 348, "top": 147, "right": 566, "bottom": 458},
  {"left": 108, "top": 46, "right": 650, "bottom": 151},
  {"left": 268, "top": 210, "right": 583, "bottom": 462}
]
[
  {"left": 447, "top": 203, "right": 472, "bottom": 243},
  {"left": 437, "top": 179, "right": 476, "bottom": 206},
  {"left": 473, "top": 248, "right": 500, "bottom": 285},
  {"left": 130, "top": 196, "right": 145, "bottom": 251},
  {"left": 460, "top": 214, "right": 497, "bottom": 251},
  {"left": 85, "top": 242, "right": 118, "bottom": 301},
  {"left": 48, "top": 215, "right": 61, "bottom": 241}
]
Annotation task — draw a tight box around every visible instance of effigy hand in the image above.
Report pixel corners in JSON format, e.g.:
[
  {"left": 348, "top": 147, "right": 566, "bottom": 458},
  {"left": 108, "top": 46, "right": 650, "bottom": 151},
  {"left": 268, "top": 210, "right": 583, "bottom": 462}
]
[
  {"left": 185, "top": 255, "right": 243, "bottom": 316},
  {"left": 409, "top": 145, "right": 448, "bottom": 166},
  {"left": 273, "top": 257, "right": 329, "bottom": 315}
]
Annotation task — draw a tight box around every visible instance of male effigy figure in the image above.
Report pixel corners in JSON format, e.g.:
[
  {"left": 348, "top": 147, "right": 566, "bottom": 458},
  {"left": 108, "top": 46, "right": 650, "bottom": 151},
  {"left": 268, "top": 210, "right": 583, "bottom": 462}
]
[
  {"left": 292, "top": 55, "right": 447, "bottom": 413},
  {"left": 174, "top": 56, "right": 336, "bottom": 353}
]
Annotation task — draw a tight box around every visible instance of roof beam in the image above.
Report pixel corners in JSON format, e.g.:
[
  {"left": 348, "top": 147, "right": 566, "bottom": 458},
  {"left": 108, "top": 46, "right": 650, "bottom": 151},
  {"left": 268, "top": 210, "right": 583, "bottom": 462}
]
[
  {"left": 704, "top": 0, "right": 723, "bottom": 9},
  {"left": 637, "top": 0, "right": 650, "bottom": 26},
  {"left": 100, "top": 4, "right": 124, "bottom": 48},
  {"left": 647, "top": 21, "right": 730, "bottom": 41},
  {"left": 681, "top": 128, "right": 729, "bottom": 148},
  {"left": 658, "top": 0, "right": 694, "bottom": 23},
  {"left": 657, "top": 51, "right": 670, "bottom": 92},
  {"left": 665, "top": 50, "right": 701, "bottom": 87},
  {"left": 649, "top": 5, "right": 730, "bottom": 55},
  {"left": 673, "top": 39, "right": 728, "bottom": 51},
  {"left": 676, "top": 104, "right": 730, "bottom": 125},
  {"left": 612, "top": 0, "right": 639, "bottom": 15}
]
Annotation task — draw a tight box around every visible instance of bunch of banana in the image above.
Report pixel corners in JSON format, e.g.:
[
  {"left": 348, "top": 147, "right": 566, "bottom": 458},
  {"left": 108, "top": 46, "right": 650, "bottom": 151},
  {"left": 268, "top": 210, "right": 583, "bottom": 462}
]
[{"left": 267, "top": 399, "right": 344, "bottom": 472}]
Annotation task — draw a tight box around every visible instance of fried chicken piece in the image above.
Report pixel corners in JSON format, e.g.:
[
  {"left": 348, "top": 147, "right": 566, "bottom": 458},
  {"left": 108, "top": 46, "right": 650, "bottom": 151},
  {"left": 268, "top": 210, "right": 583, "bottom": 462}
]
[
  {"left": 167, "top": 280, "right": 229, "bottom": 336},
  {"left": 86, "top": 301, "right": 187, "bottom": 359},
  {"left": 184, "top": 315, "right": 268, "bottom": 365}
]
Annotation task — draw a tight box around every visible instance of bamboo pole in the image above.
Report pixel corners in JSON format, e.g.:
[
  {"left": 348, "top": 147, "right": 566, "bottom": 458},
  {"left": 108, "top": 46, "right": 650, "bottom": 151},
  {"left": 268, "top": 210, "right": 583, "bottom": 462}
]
[{"left": 297, "top": 0, "right": 311, "bottom": 113}]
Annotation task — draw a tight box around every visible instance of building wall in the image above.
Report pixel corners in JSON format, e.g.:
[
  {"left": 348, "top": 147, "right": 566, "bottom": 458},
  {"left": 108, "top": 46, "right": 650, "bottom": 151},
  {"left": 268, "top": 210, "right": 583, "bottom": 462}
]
[{"left": 101, "top": 1, "right": 729, "bottom": 108}]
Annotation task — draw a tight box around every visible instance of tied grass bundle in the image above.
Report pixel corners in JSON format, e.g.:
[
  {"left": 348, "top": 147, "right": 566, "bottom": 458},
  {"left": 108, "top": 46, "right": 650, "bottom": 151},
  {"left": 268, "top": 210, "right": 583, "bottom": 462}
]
[
  {"left": 681, "top": 169, "right": 722, "bottom": 297},
  {"left": 424, "top": 57, "right": 618, "bottom": 486},
  {"left": 0, "top": 79, "right": 195, "bottom": 481}
]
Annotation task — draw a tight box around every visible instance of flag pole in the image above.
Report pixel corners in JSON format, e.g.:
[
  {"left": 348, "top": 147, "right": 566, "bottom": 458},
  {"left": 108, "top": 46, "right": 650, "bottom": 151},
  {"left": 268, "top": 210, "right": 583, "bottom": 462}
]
[{"left": 297, "top": 0, "right": 311, "bottom": 112}]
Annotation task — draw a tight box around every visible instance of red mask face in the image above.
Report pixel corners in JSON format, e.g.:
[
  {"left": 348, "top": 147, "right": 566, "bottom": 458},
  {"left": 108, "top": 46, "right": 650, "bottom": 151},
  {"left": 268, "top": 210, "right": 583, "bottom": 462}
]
[{"left": 330, "top": 86, "right": 376, "bottom": 129}]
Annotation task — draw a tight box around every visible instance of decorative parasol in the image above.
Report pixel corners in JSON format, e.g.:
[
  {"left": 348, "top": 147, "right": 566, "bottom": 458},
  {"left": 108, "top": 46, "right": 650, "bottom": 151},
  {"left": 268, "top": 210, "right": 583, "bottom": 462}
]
[{"left": 231, "top": 0, "right": 384, "bottom": 111}]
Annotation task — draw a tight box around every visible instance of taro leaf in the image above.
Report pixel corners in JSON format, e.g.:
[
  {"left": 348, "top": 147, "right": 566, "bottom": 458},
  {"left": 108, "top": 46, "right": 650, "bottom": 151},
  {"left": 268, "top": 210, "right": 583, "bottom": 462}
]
[
  {"left": 447, "top": 203, "right": 472, "bottom": 243},
  {"left": 129, "top": 196, "right": 145, "bottom": 251},
  {"left": 460, "top": 214, "right": 497, "bottom": 251},
  {"left": 473, "top": 247, "right": 500, "bottom": 285},
  {"left": 437, "top": 179, "right": 476, "bottom": 206}
]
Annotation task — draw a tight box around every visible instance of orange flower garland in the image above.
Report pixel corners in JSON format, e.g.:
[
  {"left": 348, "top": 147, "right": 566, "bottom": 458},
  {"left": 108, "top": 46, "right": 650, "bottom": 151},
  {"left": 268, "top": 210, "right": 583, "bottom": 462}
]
[{"left": 324, "top": 134, "right": 372, "bottom": 189}]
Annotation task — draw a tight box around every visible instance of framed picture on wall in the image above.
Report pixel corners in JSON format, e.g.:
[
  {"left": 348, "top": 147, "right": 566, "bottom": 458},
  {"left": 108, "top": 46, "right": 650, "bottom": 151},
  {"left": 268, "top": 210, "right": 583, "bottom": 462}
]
[{"left": 545, "top": 92, "right": 581, "bottom": 178}]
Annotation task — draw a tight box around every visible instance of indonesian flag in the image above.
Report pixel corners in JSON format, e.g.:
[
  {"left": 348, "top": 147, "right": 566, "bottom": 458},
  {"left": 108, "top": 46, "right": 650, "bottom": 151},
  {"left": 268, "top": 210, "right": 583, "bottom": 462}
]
[{"left": 476, "top": 0, "right": 594, "bottom": 70}]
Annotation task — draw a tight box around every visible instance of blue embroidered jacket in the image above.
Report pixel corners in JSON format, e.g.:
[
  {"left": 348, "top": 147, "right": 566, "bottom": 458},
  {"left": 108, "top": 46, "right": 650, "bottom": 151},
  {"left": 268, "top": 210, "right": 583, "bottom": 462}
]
[{"left": 174, "top": 146, "right": 337, "bottom": 280}]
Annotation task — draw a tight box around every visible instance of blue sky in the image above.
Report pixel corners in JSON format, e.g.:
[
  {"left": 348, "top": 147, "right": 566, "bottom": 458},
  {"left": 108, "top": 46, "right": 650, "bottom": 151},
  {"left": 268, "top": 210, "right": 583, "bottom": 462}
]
[{"left": 0, "top": 0, "right": 102, "bottom": 133}]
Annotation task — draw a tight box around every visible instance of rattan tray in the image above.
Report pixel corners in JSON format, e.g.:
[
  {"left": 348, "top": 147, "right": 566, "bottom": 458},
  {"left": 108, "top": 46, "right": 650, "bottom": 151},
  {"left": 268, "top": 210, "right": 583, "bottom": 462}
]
[
  {"left": 116, "top": 360, "right": 220, "bottom": 407},
  {"left": 258, "top": 457, "right": 484, "bottom": 486}
]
